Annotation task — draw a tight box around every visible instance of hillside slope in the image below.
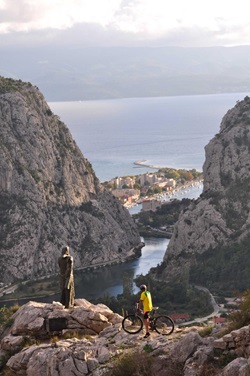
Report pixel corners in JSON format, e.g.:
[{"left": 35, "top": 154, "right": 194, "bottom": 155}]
[
  {"left": 158, "top": 96, "right": 250, "bottom": 291},
  {"left": 0, "top": 77, "right": 141, "bottom": 283}
]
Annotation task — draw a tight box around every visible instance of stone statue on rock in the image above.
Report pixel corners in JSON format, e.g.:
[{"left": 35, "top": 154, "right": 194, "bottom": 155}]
[{"left": 58, "top": 246, "right": 75, "bottom": 308}]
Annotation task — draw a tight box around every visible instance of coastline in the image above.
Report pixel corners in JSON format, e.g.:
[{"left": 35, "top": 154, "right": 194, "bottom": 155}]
[
  {"left": 133, "top": 160, "right": 163, "bottom": 169},
  {"left": 126, "top": 178, "right": 203, "bottom": 213}
]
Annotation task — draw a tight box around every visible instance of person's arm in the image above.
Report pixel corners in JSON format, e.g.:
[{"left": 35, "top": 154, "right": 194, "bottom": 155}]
[{"left": 138, "top": 293, "right": 144, "bottom": 310}]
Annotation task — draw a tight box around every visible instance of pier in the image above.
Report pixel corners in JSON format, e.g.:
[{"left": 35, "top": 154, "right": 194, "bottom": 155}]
[{"left": 133, "top": 160, "right": 162, "bottom": 169}]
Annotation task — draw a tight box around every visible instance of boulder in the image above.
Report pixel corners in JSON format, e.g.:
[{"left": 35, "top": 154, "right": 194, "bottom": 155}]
[{"left": 4, "top": 299, "right": 123, "bottom": 340}]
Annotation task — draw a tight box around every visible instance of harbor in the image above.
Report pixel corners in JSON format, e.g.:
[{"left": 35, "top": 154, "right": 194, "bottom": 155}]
[{"left": 127, "top": 180, "right": 203, "bottom": 215}]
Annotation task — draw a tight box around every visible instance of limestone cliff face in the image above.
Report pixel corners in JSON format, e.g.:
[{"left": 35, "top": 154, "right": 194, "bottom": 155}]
[
  {"left": 162, "top": 95, "right": 250, "bottom": 281},
  {"left": 0, "top": 77, "right": 141, "bottom": 283}
]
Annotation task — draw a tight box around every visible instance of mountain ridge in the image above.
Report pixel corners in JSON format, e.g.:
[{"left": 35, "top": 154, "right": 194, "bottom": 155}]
[
  {"left": 157, "top": 95, "right": 250, "bottom": 292},
  {"left": 1, "top": 45, "right": 250, "bottom": 101},
  {"left": 0, "top": 77, "right": 141, "bottom": 283}
]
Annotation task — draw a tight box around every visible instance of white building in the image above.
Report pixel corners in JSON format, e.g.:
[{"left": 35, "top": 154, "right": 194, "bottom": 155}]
[
  {"left": 112, "top": 176, "right": 136, "bottom": 189},
  {"left": 139, "top": 173, "right": 157, "bottom": 186},
  {"left": 142, "top": 199, "right": 161, "bottom": 212}
]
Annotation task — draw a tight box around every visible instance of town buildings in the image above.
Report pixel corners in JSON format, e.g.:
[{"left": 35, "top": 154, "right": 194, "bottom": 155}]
[{"left": 109, "top": 172, "right": 177, "bottom": 210}]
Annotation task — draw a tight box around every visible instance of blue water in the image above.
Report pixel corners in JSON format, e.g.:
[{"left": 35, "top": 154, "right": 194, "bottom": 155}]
[{"left": 49, "top": 93, "right": 250, "bottom": 182}]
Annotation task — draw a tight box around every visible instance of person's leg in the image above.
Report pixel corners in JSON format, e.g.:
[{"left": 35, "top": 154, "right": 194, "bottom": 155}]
[{"left": 143, "top": 312, "right": 150, "bottom": 338}]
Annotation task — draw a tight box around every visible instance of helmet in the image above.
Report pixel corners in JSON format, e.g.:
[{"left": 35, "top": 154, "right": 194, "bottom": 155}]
[{"left": 140, "top": 284, "right": 147, "bottom": 290}]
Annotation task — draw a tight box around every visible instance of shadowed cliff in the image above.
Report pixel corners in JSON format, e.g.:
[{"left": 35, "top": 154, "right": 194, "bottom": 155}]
[
  {"left": 158, "top": 95, "right": 250, "bottom": 291},
  {"left": 0, "top": 77, "right": 141, "bottom": 283}
]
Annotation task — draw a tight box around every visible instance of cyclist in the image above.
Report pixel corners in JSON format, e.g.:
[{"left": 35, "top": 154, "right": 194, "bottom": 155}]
[{"left": 138, "top": 284, "right": 153, "bottom": 338}]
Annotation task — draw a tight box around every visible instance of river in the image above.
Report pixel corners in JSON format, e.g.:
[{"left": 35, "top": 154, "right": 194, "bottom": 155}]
[
  {"left": 75, "top": 237, "right": 169, "bottom": 300},
  {"left": 0, "top": 237, "right": 169, "bottom": 307}
]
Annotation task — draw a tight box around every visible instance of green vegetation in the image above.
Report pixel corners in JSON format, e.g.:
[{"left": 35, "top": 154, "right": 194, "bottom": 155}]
[
  {"left": 220, "top": 290, "right": 250, "bottom": 335},
  {"left": 134, "top": 198, "right": 193, "bottom": 233},
  {"left": 198, "top": 326, "right": 213, "bottom": 338},
  {"left": 0, "top": 277, "right": 59, "bottom": 302},
  {"left": 158, "top": 168, "right": 202, "bottom": 184},
  {"left": 0, "top": 77, "right": 31, "bottom": 94},
  {"left": 106, "top": 350, "right": 154, "bottom": 376},
  {"left": 0, "top": 305, "right": 19, "bottom": 328},
  {"left": 105, "top": 347, "right": 185, "bottom": 376},
  {"left": 189, "top": 234, "right": 250, "bottom": 295},
  {"left": 92, "top": 272, "right": 213, "bottom": 319},
  {"left": 143, "top": 344, "right": 154, "bottom": 353}
]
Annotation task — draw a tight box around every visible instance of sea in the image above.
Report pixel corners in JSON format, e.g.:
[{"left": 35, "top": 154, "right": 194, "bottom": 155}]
[{"left": 49, "top": 92, "right": 250, "bottom": 182}]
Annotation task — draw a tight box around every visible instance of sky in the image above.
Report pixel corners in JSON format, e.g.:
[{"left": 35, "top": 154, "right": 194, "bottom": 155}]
[{"left": 0, "top": 0, "right": 250, "bottom": 48}]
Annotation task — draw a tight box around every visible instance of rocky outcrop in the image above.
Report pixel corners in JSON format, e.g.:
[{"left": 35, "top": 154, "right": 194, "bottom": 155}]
[
  {"left": 0, "top": 77, "right": 141, "bottom": 283},
  {"left": 1, "top": 300, "right": 250, "bottom": 375},
  {"left": 2, "top": 299, "right": 122, "bottom": 339},
  {"left": 160, "top": 95, "right": 250, "bottom": 282},
  {"left": 0, "top": 299, "right": 125, "bottom": 375}
]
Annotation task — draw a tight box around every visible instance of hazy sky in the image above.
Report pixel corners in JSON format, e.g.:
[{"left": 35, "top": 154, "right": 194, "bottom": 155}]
[{"left": 0, "top": 0, "right": 250, "bottom": 48}]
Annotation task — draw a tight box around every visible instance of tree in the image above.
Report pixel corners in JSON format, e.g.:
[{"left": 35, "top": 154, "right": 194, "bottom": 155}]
[
  {"left": 134, "top": 183, "right": 141, "bottom": 190},
  {"left": 159, "top": 168, "right": 180, "bottom": 180},
  {"left": 123, "top": 271, "right": 134, "bottom": 300},
  {"left": 178, "top": 169, "right": 194, "bottom": 181},
  {"left": 153, "top": 186, "right": 162, "bottom": 194}
]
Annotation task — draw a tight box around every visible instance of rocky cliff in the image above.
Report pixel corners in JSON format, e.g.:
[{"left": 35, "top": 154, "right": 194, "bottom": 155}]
[
  {"left": 0, "top": 77, "right": 141, "bottom": 283},
  {"left": 160, "top": 95, "right": 250, "bottom": 287}
]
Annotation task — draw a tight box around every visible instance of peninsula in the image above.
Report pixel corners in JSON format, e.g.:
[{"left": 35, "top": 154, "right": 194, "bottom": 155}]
[{"left": 134, "top": 159, "right": 165, "bottom": 169}]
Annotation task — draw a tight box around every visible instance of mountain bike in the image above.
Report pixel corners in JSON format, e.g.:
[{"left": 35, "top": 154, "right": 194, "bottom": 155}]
[{"left": 122, "top": 304, "right": 174, "bottom": 335}]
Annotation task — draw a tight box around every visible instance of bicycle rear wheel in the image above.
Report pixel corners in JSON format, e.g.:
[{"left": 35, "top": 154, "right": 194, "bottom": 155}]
[
  {"left": 122, "top": 314, "right": 143, "bottom": 334},
  {"left": 154, "top": 315, "right": 174, "bottom": 335}
]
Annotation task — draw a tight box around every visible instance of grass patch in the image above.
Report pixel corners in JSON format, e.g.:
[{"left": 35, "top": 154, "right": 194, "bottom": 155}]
[
  {"left": 143, "top": 344, "right": 154, "bottom": 353},
  {"left": 198, "top": 326, "right": 213, "bottom": 338},
  {"left": 0, "top": 305, "right": 19, "bottom": 327},
  {"left": 107, "top": 350, "right": 153, "bottom": 376}
]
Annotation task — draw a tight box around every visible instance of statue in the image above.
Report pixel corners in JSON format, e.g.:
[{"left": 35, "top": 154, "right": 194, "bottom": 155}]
[{"left": 58, "top": 246, "right": 75, "bottom": 308}]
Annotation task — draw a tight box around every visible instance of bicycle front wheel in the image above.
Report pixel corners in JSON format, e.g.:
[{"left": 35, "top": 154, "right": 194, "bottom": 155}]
[
  {"left": 154, "top": 315, "right": 174, "bottom": 335},
  {"left": 122, "top": 314, "right": 143, "bottom": 334}
]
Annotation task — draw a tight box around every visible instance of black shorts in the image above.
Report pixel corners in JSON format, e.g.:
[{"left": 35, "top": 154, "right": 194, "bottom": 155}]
[{"left": 143, "top": 311, "right": 150, "bottom": 319}]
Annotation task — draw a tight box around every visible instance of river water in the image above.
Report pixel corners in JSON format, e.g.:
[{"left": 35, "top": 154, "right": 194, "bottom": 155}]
[
  {"left": 0, "top": 237, "right": 169, "bottom": 307},
  {"left": 75, "top": 236, "right": 169, "bottom": 300}
]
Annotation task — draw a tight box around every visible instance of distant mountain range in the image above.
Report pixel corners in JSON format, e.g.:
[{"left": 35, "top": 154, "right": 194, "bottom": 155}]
[{"left": 1, "top": 45, "right": 250, "bottom": 101}]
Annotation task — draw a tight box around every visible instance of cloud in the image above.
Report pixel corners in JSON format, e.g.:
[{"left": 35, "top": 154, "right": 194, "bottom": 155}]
[
  {"left": 0, "top": 0, "right": 51, "bottom": 32},
  {"left": 0, "top": 0, "right": 122, "bottom": 33},
  {"left": 0, "top": 0, "right": 250, "bottom": 48}
]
